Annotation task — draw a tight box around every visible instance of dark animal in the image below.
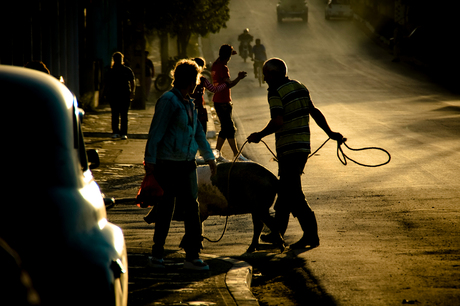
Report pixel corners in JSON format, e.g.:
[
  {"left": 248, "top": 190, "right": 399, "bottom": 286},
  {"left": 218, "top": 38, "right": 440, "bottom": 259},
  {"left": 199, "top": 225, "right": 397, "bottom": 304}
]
[{"left": 197, "top": 161, "right": 284, "bottom": 252}]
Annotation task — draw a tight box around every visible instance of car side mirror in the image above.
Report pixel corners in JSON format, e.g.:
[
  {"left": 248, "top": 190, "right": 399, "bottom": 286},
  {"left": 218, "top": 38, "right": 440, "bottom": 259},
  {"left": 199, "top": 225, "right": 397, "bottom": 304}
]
[{"left": 87, "top": 149, "right": 100, "bottom": 169}]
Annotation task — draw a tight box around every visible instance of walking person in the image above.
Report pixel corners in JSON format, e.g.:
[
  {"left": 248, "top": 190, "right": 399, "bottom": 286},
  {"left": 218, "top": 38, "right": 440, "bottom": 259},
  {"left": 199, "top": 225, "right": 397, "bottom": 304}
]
[
  {"left": 103, "top": 52, "right": 135, "bottom": 139},
  {"left": 211, "top": 44, "right": 249, "bottom": 162},
  {"left": 144, "top": 59, "right": 217, "bottom": 270},
  {"left": 247, "top": 58, "right": 344, "bottom": 248},
  {"left": 145, "top": 51, "right": 155, "bottom": 100}
]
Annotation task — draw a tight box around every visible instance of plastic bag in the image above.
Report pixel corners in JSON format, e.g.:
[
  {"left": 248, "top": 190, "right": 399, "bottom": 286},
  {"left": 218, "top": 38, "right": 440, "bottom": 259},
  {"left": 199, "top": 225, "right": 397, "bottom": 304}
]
[{"left": 135, "top": 173, "right": 164, "bottom": 208}]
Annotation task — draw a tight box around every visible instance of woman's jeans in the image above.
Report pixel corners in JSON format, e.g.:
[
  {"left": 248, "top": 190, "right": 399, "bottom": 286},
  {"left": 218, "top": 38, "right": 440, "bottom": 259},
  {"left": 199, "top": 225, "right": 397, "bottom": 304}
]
[{"left": 151, "top": 160, "right": 202, "bottom": 259}]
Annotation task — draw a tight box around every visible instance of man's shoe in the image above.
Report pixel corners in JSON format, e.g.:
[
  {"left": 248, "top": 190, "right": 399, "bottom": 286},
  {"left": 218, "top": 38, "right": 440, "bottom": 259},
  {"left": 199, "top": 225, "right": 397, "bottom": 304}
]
[
  {"left": 236, "top": 154, "right": 249, "bottom": 162},
  {"left": 147, "top": 256, "right": 165, "bottom": 269},
  {"left": 121, "top": 135, "right": 128, "bottom": 140},
  {"left": 216, "top": 155, "right": 229, "bottom": 163},
  {"left": 289, "top": 236, "right": 320, "bottom": 249},
  {"left": 215, "top": 150, "right": 230, "bottom": 163},
  {"left": 112, "top": 134, "right": 120, "bottom": 138},
  {"left": 184, "top": 258, "right": 209, "bottom": 271}
]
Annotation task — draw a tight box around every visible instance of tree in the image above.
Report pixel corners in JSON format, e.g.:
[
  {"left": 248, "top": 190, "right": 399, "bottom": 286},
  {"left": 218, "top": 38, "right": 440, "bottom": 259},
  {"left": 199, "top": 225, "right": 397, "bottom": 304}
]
[{"left": 145, "top": 0, "right": 230, "bottom": 58}]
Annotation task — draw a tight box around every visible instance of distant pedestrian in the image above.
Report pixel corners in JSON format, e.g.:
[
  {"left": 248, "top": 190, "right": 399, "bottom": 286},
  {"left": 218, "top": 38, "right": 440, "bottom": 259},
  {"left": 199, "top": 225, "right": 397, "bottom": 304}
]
[
  {"left": 144, "top": 59, "right": 217, "bottom": 271},
  {"left": 191, "top": 57, "right": 229, "bottom": 134},
  {"left": 145, "top": 51, "right": 154, "bottom": 100},
  {"left": 103, "top": 52, "right": 135, "bottom": 139},
  {"left": 211, "top": 44, "right": 248, "bottom": 162},
  {"left": 247, "top": 58, "right": 344, "bottom": 249}
]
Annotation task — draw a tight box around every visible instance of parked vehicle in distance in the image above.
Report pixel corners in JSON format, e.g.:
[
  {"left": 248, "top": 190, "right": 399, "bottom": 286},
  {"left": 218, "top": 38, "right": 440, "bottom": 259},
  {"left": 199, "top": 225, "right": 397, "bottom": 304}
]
[
  {"left": 0, "top": 65, "right": 128, "bottom": 306},
  {"left": 325, "top": 0, "right": 353, "bottom": 20},
  {"left": 277, "top": 0, "right": 308, "bottom": 22}
]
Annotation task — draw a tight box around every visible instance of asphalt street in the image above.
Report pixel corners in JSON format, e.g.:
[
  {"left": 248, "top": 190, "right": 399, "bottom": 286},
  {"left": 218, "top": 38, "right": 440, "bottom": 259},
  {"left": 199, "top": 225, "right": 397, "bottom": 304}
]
[
  {"left": 200, "top": 0, "right": 460, "bottom": 305},
  {"left": 83, "top": 0, "right": 460, "bottom": 305}
]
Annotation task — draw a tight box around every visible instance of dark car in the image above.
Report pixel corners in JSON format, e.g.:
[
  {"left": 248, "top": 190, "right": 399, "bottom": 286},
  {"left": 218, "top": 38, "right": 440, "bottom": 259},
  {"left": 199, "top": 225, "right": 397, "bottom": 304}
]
[
  {"left": 277, "top": 0, "right": 309, "bottom": 22},
  {"left": 0, "top": 65, "right": 128, "bottom": 306},
  {"left": 325, "top": 0, "right": 353, "bottom": 20}
]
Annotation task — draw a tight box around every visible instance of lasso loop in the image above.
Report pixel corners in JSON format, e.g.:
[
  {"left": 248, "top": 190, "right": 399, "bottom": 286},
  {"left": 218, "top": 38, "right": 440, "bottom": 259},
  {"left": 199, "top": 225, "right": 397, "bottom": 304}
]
[{"left": 336, "top": 140, "right": 391, "bottom": 167}]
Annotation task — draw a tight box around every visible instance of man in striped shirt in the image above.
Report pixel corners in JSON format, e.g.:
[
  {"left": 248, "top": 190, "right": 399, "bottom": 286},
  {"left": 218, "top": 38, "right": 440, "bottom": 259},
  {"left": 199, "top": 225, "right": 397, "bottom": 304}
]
[{"left": 247, "top": 58, "right": 344, "bottom": 249}]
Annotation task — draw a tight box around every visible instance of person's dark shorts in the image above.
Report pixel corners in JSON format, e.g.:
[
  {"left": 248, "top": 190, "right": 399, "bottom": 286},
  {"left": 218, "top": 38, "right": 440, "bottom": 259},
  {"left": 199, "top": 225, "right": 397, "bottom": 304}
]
[{"left": 214, "top": 102, "right": 236, "bottom": 139}]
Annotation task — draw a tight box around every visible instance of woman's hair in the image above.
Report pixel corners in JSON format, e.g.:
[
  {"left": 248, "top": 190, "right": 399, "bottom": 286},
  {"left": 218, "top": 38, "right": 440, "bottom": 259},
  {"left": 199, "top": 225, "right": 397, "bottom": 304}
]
[
  {"left": 172, "top": 59, "right": 200, "bottom": 89},
  {"left": 111, "top": 52, "right": 124, "bottom": 67},
  {"left": 192, "top": 57, "right": 205, "bottom": 69}
]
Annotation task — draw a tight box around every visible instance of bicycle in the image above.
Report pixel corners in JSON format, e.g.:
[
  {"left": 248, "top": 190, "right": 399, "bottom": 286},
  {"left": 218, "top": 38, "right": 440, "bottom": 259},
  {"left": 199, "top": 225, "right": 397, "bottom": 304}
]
[
  {"left": 154, "top": 57, "right": 181, "bottom": 92},
  {"left": 254, "top": 59, "right": 264, "bottom": 87}
]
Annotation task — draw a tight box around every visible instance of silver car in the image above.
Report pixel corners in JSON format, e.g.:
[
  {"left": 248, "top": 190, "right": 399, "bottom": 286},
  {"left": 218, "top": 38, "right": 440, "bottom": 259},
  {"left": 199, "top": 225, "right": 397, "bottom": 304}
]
[{"left": 0, "top": 65, "right": 128, "bottom": 306}]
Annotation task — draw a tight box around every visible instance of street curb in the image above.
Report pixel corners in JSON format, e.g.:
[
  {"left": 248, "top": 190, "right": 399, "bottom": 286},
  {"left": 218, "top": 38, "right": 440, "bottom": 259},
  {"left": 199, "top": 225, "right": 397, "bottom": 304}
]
[{"left": 200, "top": 253, "right": 259, "bottom": 306}]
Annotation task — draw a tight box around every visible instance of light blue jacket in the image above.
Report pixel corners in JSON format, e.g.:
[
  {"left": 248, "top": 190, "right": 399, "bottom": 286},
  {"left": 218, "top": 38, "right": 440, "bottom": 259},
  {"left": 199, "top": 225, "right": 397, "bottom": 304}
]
[{"left": 144, "top": 88, "right": 214, "bottom": 164}]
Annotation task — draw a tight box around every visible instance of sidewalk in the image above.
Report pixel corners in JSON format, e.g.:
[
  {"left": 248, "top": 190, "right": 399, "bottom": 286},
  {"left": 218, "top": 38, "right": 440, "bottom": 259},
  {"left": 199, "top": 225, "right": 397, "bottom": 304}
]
[{"left": 81, "top": 95, "right": 258, "bottom": 306}]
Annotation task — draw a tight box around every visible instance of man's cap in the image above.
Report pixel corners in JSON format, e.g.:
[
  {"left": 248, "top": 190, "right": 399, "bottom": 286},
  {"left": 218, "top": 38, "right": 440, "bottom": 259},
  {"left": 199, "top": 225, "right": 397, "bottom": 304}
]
[{"left": 219, "top": 44, "right": 237, "bottom": 57}]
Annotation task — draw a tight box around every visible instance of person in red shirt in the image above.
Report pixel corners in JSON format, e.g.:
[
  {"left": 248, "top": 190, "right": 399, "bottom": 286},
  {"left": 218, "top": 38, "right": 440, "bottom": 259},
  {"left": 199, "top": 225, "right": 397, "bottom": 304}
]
[
  {"left": 191, "top": 57, "right": 229, "bottom": 134},
  {"left": 211, "top": 44, "right": 248, "bottom": 162}
]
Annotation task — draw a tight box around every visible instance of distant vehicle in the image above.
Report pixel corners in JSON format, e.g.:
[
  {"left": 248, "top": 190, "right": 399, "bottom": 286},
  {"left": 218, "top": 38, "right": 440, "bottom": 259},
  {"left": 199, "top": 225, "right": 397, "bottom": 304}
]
[
  {"left": 0, "top": 65, "right": 128, "bottom": 306},
  {"left": 277, "top": 0, "right": 308, "bottom": 22},
  {"left": 325, "top": 0, "right": 353, "bottom": 20}
]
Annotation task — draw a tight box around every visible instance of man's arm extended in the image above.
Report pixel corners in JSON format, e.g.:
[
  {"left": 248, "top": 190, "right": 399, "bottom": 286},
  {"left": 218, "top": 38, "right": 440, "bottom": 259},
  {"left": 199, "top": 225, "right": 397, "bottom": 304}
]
[
  {"left": 309, "top": 102, "right": 344, "bottom": 142},
  {"left": 225, "top": 71, "right": 247, "bottom": 88}
]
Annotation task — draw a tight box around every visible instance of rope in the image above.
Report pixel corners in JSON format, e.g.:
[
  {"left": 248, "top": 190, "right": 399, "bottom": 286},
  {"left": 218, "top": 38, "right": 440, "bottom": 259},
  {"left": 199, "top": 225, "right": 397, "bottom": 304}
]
[
  {"left": 203, "top": 216, "right": 229, "bottom": 242},
  {"left": 203, "top": 137, "right": 391, "bottom": 243},
  {"left": 309, "top": 137, "right": 391, "bottom": 167},
  {"left": 336, "top": 140, "right": 391, "bottom": 167}
]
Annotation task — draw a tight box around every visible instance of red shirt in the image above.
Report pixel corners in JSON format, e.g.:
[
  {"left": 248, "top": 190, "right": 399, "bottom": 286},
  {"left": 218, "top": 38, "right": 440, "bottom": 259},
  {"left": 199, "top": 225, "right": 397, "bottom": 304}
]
[{"left": 211, "top": 59, "right": 231, "bottom": 103}]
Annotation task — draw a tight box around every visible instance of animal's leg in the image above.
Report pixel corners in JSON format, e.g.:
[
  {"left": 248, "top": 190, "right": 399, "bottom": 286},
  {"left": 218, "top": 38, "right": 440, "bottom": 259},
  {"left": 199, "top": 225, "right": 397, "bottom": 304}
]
[
  {"left": 260, "top": 209, "right": 290, "bottom": 244},
  {"left": 260, "top": 211, "right": 285, "bottom": 252},
  {"left": 247, "top": 213, "right": 264, "bottom": 253}
]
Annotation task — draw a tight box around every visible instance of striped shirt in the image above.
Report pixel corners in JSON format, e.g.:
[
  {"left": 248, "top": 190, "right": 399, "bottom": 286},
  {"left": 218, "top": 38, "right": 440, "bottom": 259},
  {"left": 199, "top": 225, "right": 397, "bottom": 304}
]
[{"left": 268, "top": 78, "right": 311, "bottom": 157}]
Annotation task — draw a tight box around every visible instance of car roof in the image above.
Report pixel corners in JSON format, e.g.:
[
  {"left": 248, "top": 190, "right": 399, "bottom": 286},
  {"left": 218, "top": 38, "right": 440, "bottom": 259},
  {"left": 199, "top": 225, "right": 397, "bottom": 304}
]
[
  {"left": 1, "top": 65, "right": 81, "bottom": 187},
  {"left": 0, "top": 65, "right": 74, "bottom": 110}
]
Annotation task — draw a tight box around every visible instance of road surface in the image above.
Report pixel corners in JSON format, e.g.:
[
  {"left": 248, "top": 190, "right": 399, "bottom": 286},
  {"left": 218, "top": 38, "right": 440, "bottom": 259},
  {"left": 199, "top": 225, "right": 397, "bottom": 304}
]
[{"left": 199, "top": 0, "right": 460, "bottom": 305}]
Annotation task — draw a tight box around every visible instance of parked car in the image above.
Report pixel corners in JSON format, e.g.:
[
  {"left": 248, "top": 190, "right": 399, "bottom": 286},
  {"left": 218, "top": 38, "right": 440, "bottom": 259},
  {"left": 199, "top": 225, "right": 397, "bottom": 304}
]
[
  {"left": 277, "top": 0, "right": 308, "bottom": 22},
  {"left": 325, "top": 0, "right": 353, "bottom": 20},
  {"left": 0, "top": 65, "right": 128, "bottom": 306}
]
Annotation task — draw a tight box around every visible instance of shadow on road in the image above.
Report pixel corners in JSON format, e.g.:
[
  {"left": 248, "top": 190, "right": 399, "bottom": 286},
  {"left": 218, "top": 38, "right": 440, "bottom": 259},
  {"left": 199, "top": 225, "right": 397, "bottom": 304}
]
[{"left": 240, "top": 248, "right": 337, "bottom": 306}]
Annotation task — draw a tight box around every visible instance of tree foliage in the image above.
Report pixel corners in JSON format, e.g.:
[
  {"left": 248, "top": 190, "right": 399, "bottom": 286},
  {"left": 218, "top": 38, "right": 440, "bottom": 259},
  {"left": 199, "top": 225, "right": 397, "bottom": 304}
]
[{"left": 145, "top": 0, "right": 230, "bottom": 57}]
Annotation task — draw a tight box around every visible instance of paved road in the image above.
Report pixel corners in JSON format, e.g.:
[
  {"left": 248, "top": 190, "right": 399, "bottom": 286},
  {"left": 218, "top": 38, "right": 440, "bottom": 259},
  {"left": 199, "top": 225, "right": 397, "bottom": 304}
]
[
  {"left": 87, "top": 0, "right": 460, "bottom": 304},
  {"left": 200, "top": 0, "right": 460, "bottom": 305}
]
